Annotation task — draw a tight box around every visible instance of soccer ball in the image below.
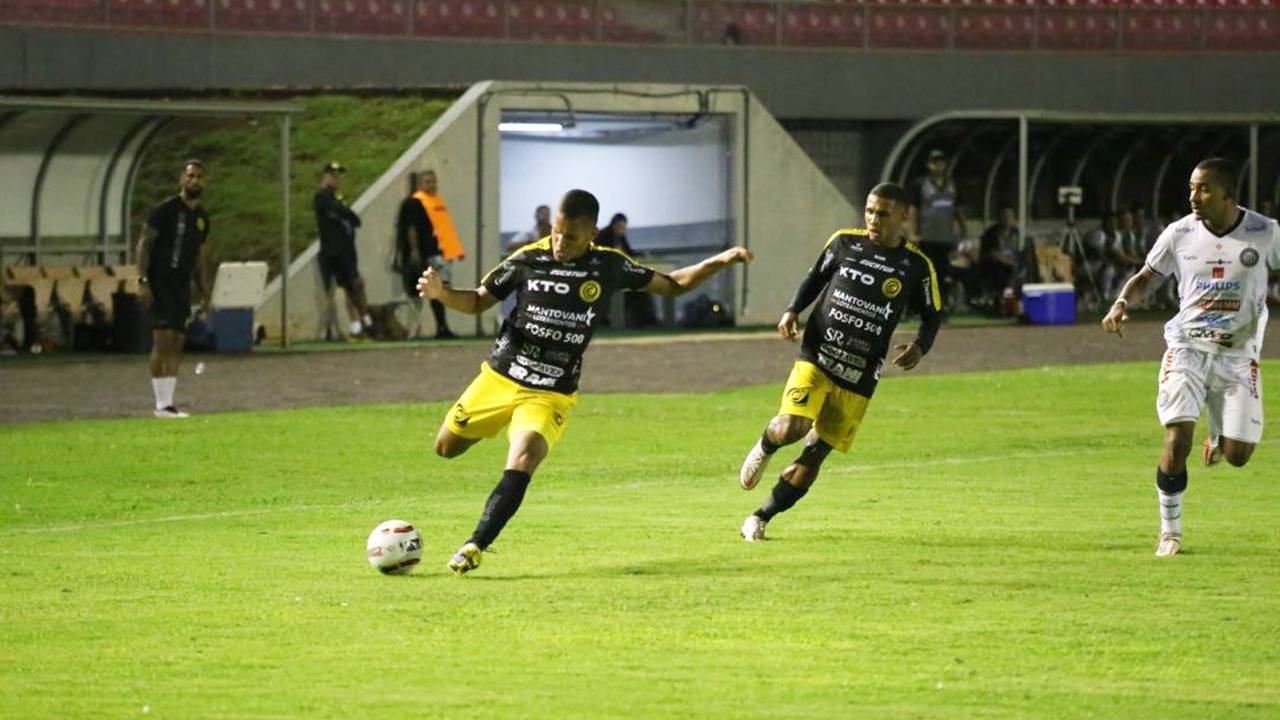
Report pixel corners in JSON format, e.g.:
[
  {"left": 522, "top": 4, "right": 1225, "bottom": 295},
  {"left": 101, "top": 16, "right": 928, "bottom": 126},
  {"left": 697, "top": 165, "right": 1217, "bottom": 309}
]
[{"left": 366, "top": 520, "right": 423, "bottom": 575}]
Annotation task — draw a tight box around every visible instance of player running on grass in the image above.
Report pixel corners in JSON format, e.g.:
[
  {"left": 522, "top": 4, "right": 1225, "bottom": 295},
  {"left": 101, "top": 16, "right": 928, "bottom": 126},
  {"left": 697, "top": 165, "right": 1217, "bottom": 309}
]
[
  {"left": 736, "top": 182, "right": 942, "bottom": 541},
  {"left": 418, "top": 189, "right": 752, "bottom": 574},
  {"left": 1102, "top": 158, "right": 1280, "bottom": 557}
]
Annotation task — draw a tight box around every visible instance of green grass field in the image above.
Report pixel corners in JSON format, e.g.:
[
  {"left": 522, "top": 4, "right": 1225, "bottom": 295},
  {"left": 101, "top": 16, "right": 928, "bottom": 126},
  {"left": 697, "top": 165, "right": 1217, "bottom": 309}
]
[{"left": 3, "top": 363, "right": 1278, "bottom": 718}]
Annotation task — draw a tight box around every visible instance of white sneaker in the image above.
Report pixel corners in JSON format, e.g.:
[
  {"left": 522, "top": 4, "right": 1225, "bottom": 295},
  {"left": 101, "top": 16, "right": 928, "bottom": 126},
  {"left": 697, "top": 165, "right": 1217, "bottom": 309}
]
[
  {"left": 741, "top": 514, "right": 767, "bottom": 542},
  {"left": 1155, "top": 532, "right": 1182, "bottom": 557},
  {"left": 1202, "top": 436, "right": 1224, "bottom": 467},
  {"left": 153, "top": 405, "right": 189, "bottom": 419},
  {"left": 739, "top": 440, "right": 773, "bottom": 490}
]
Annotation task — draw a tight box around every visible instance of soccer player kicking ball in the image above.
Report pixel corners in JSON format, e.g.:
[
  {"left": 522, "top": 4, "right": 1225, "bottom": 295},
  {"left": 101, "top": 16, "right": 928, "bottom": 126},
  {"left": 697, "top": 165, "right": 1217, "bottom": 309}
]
[
  {"left": 737, "top": 182, "right": 942, "bottom": 541},
  {"left": 1102, "top": 158, "right": 1280, "bottom": 557},
  {"left": 418, "top": 189, "right": 752, "bottom": 574}
]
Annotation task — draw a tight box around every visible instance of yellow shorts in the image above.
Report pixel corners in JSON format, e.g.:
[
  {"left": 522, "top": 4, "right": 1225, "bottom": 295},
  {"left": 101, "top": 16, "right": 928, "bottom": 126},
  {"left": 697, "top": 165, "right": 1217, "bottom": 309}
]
[
  {"left": 777, "top": 361, "right": 870, "bottom": 453},
  {"left": 444, "top": 363, "right": 577, "bottom": 447}
]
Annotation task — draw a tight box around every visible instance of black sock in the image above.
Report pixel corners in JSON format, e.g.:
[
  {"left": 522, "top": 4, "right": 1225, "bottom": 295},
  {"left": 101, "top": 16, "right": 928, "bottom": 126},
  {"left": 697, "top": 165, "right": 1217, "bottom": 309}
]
[
  {"left": 1156, "top": 467, "right": 1188, "bottom": 495},
  {"left": 754, "top": 478, "right": 809, "bottom": 521},
  {"left": 468, "top": 470, "right": 532, "bottom": 549},
  {"left": 759, "top": 430, "right": 780, "bottom": 455},
  {"left": 430, "top": 300, "right": 451, "bottom": 332}
]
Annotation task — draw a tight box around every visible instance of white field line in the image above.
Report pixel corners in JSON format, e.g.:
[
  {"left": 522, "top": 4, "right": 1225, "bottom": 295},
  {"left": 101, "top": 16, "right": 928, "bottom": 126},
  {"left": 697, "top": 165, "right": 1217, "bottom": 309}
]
[{"left": 5, "top": 439, "right": 1276, "bottom": 536}]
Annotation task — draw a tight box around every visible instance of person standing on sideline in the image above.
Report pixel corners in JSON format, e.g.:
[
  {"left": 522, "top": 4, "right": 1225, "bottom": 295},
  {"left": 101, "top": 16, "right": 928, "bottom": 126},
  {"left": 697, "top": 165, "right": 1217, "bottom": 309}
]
[
  {"left": 136, "top": 159, "right": 210, "bottom": 419},
  {"left": 412, "top": 169, "right": 463, "bottom": 338},
  {"left": 908, "top": 149, "right": 967, "bottom": 312},
  {"left": 314, "top": 161, "right": 373, "bottom": 339},
  {"left": 397, "top": 171, "right": 456, "bottom": 338},
  {"left": 1102, "top": 158, "right": 1280, "bottom": 557}
]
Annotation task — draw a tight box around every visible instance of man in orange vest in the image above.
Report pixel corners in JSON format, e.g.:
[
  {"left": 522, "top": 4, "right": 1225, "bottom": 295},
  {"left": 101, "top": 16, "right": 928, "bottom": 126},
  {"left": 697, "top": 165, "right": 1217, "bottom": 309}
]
[{"left": 412, "top": 169, "right": 463, "bottom": 339}]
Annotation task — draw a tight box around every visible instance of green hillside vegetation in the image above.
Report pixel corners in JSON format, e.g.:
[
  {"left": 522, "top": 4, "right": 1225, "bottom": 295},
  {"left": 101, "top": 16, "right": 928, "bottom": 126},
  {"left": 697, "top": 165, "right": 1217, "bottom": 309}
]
[{"left": 130, "top": 94, "right": 456, "bottom": 276}]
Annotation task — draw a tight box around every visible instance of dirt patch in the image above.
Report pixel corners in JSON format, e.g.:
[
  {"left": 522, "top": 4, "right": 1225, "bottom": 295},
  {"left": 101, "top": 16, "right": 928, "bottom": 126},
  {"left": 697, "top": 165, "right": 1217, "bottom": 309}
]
[{"left": 1, "top": 321, "right": 1265, "bottom": 425}]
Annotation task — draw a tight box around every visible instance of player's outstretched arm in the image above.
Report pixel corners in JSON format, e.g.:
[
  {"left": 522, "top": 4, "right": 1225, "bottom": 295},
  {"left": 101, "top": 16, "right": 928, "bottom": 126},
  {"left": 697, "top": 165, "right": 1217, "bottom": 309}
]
[
  {"left": 417, "top": 266, "right": 496, "bottom": 315},
  {"left": 1101, "top": 266, "right": 1156, "bottom": 338},
  {"left": 644, "top": 246, "right": 753, "bottom": 298}
]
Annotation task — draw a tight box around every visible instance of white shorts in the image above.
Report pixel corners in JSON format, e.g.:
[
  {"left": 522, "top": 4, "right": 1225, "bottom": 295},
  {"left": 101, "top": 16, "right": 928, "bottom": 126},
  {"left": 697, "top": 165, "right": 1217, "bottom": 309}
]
[{"left": 1156, "top": 347, "right": 1264, "bottom": 443}]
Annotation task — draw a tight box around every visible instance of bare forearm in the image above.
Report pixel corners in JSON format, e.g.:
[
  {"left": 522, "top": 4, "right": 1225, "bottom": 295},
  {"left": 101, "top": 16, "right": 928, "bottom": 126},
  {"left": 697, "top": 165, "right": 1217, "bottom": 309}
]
[
  {"left": 1115, "top": 271, "right": 1153, "bottom": 305},
  {"left": 435, "top": 286, "right": 486, "bottom": 314},
  {"left": 665, "top": 255, "right": 733, "bottom": 298}
]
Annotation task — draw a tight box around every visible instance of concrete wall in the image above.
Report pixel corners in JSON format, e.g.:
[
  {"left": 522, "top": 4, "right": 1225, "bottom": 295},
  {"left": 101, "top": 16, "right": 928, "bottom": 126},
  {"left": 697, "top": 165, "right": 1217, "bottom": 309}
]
[
  {"left": 5, "top": 26, "right": 1280, "bottom": 121},
  {"left": 253, "top": 80, "right": 855, "bottom": 338}
]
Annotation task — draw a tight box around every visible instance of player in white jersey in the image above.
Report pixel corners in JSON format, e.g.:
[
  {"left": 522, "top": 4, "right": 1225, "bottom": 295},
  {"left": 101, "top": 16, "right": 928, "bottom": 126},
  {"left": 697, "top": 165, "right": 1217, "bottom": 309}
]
[{"left": 1102, "top": 158, "right": 1280, "bottom": 557}]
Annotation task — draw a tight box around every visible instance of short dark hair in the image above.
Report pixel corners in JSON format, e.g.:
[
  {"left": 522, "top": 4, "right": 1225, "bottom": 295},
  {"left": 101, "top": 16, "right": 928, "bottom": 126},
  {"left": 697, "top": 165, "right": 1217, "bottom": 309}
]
[
  {"left": 560, "top": 189, "right": 600, "bottom": 223},
  {"left": 868, "top": 182, "right": 908, "bottom": 207},
  {"left": 609, "top": 213, "right": 627, "bottom": 225},
  {"left": 1194, "top": 158, "right": 1236, "bottom": 198}
]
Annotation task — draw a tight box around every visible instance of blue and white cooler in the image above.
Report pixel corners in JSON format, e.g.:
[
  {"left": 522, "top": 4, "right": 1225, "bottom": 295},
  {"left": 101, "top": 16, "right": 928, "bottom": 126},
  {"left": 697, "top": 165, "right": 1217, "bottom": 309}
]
[
  {"left": 210, "top": 262, "right": 269, "bottom": 352},
  {"left": 1021, "top": 282, "right": 1076, "bottom": 325}
]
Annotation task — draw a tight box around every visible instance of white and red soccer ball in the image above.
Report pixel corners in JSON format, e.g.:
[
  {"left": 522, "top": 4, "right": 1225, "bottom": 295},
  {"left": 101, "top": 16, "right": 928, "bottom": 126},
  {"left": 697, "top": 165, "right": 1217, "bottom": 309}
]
[{"left": 366, "top": 520, "right": 423, "bottom": 575}]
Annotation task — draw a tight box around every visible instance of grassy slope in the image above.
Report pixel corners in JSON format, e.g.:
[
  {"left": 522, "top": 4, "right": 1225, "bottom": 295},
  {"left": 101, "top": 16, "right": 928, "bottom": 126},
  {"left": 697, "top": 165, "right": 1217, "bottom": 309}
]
[
  {"left": 130, "top": 94, "right": 455, "bottom": 275},
  {"left": 1, "top": 363, "right": 1278, "bottom": 718}
]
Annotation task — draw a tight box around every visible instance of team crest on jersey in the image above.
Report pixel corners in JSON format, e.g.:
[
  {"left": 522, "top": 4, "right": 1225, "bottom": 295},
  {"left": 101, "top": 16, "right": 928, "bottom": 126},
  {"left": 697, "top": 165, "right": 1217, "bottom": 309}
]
[
  {"left": 452, "top": 403, "right": 470, "bottom": 428},
  {"left": 881, "top": 277, "right": 903, "bottom": 299},
  {"left": 196, "top": 217, "right": 206, "bottom": 232},
  {"left": 579, "top": 280, "right": 602, "bottom": 303},
  {"left": 786, "top": 387, "right": 811, "bottom": 407},
  {"left": 1239, "top": 247, "right": 1259, "bottom": 268}
]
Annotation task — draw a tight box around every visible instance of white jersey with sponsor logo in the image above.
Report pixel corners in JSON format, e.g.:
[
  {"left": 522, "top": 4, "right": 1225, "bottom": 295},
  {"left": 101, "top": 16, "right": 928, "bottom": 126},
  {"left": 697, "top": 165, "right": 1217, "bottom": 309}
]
[{"left": 1145, "top": 207, "right": 1280, "bottom": 359}]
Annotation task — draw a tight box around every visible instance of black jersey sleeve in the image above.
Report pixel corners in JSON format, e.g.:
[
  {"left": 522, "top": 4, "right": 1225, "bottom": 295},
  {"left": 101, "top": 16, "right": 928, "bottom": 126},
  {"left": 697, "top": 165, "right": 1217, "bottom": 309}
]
[
  {"left": 481, "top": 257, "right": 521, "bottom": 300},
  {"left": 786, "top": 237, "right": 840, "bottom": 313},
  {"left": 616, "top": 253, "right": 655, "bottom": 291},
  {"left": 145, "top": 199, "right": 173, "bottom": 232},
  {"left": 908, "top": 250, "right": 943, "bottom": 354}
]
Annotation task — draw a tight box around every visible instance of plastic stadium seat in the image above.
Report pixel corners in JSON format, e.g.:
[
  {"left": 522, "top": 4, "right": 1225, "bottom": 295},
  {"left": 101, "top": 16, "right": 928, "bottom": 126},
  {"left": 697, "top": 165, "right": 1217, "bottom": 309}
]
[
  {"left": 1120, "top": 8, "right": 1201, "bottom": 50},
  {"left": 866, "top": 6, "right": 950, "bottom": 49},
  {"left": 75, "top": 265, "right": 112, "bottom": 279},
  {"left": 313, "top": 0, "right": 409, "bottom": 35},
  {"left": 107, "top": 265, "right": 141, "bottom": 280},
  {"left": 1, "top": 0, "right": 106, "bottom": 26},
  {"left": 953, "top": 8, "right": 1036, "bottom": 49},
  {"left": 691, "top": 2, "right": 778, "bottom": 46},
  {"left": 781, "top": 4, "right": 866, "bottom": 48},
  {"left": 214, "top": 0, "right": 312, "bottom": 33},
  {"left": 3, "top": 267, "right": 56, "bottom": 323},
  {"left": 413, "top": 0, "right": 504, "bottom": 38},
  {"left": 1035, "top": 8, "right": 1120, "bottom": 50},
  {"left": 108, "top": 0, "right": 210, "bottom": 30},
  {"left": 506, "top": 0, "right": 596, "bottom": 42},
  {"left": 85, "top": 277, "right": 124, "bottom": 323},
  {"left": 1202, "top": 8, "right": 1280, "bottom": 51}
]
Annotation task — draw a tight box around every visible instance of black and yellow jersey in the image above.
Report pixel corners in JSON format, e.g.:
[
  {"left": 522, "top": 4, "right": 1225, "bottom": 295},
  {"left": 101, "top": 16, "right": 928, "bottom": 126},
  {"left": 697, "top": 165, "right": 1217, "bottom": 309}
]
[
  {"left": 790, "top": 228, "right": 942, "bottom": 397},
  {"left": 481, "top": 239, "right": 655, "bottom": 394},
  {"left": 145, "top": 195, "right": 209, "bottom": 281}
]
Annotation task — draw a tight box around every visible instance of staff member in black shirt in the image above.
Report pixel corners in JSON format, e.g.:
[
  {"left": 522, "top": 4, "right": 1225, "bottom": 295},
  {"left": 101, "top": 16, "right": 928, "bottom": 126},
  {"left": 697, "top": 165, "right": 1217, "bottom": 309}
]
[
  {"left": 136, "top": 159, "right": 210, "bottom": 419},
  {"left": 395, "top": 171, "right": 455, "bottom": 338},
  {"left": 315, "top": 162, "right": 372, "bottom": 338}
]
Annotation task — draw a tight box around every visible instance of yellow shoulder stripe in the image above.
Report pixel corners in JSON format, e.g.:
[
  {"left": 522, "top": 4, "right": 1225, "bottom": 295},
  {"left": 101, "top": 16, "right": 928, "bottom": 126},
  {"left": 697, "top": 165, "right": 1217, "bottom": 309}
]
[
  {"left": 483, "top": 238, "right": 549, "bottom": 284},
  {"left": 824, "top": 228, "right": 868, "bottom": 248},
  {"left": 591, "top": 243, "right": 643, "bottom": 264},
  {"left": 905, "top": 242, "right": 942, "bottom": 310}
]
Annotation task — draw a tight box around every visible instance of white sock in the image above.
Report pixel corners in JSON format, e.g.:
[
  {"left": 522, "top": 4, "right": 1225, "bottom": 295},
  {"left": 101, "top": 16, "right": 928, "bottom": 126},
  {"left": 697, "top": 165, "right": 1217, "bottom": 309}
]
[
  {"left": 1157, "top": 487, "right": 1183, "bottom": 535},
  {"left": 1207, "top": 409, "right": 1222, "bottom": 450},
  {"left": 164, "top": 377, "right": 177, "bottom": 408},
  {"left": 152, "top": 378, "right": 166, "bottom": 410},
  {"left": 362, "top": 313, "right": 373, "bottom": 327},
  {"left": 348, "top": 320, "right": 363, "bottom": 335}
]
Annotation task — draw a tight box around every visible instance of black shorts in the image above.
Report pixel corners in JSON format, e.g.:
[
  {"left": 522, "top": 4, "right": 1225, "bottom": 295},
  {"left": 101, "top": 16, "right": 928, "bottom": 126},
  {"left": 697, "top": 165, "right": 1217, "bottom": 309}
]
[
  {"left": 319, "top": 248, "right": 360, "bottom": 291},
  {"left": 148, "top": 275, "right": 191, "bottom": 330}
]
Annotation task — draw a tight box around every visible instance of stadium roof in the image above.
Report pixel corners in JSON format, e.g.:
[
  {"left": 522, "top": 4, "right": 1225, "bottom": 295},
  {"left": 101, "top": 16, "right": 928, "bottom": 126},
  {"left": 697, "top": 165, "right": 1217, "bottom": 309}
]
[{"left": 0, "top": 95, "right": 304, "bottom": 343}]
